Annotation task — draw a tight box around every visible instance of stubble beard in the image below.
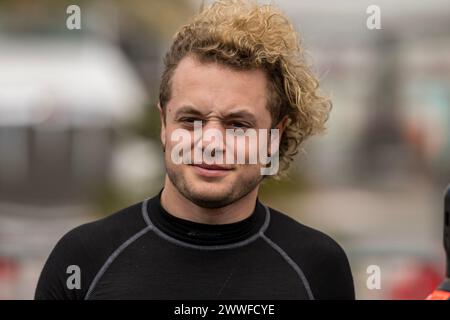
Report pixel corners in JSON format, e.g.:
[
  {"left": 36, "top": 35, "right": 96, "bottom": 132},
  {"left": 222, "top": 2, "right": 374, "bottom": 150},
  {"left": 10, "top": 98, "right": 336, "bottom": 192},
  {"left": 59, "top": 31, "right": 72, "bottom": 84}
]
[{"left": 165, "top": 163, "right": 263, "bottom": 209}]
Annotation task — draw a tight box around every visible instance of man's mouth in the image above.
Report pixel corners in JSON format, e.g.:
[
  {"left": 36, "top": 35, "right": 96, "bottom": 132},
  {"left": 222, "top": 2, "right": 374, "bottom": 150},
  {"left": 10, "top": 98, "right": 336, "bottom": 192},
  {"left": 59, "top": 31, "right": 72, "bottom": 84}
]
[
  {"left": 194, "top": 163, "right": 233, "bottom": 170},
  {"left": 190, "top": 163, "right": 234, "bottom": 177}
]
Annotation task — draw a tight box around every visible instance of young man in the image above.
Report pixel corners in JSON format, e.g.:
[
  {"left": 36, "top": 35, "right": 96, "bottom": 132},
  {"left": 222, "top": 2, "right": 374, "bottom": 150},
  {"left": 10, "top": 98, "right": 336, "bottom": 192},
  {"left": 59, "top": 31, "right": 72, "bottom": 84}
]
[{"left": 35, "top": 0, "right": 354, "bottom": 300}]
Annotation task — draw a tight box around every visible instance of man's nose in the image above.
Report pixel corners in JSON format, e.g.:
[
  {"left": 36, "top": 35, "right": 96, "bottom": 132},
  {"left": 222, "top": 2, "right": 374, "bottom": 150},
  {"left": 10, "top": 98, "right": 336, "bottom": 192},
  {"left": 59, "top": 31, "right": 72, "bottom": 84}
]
[{"left": 195, "top": 121, "right": 226, "bottom": 154}]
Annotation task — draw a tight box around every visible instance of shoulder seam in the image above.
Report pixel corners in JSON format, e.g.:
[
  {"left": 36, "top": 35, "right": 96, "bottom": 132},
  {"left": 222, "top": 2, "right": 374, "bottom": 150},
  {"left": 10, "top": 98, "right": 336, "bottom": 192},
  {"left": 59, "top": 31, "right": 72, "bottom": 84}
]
[
  {"left": 261, "top": 233, "right": 315, "bottom": 300},
  {"left": 84, "top": 224, "right": 151, "bottom": 300}
]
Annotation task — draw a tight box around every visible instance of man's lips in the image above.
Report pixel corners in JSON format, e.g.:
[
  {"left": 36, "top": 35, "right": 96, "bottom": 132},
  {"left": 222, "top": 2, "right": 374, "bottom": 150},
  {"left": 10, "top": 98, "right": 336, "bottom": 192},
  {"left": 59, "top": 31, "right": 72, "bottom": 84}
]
[
  {"left": 190, "top": 163, "right": 234, "bottom": 177},
  {"left": 192, "top": 163, "right": 234, "bottom": 170}
]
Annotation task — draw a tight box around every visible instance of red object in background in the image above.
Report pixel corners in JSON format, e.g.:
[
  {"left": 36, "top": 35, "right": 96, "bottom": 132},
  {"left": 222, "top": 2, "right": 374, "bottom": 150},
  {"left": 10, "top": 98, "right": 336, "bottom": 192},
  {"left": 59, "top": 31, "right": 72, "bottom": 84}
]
[
  {"left": 390, "top": 263, "right": 443, "bottom": 300},
  {"left": 0, "top": 257, "right": 19, "bottom": 300},
  {"left": 0, "top": 258, "right": 17, "bottom": 279}
]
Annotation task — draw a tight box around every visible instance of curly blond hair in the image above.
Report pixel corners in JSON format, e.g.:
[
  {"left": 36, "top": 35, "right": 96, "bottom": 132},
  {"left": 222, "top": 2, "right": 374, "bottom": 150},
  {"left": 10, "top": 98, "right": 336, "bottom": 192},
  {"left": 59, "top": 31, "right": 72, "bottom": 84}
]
[{"left": 159, "top": 0, "right": 331, "bottom": 178}]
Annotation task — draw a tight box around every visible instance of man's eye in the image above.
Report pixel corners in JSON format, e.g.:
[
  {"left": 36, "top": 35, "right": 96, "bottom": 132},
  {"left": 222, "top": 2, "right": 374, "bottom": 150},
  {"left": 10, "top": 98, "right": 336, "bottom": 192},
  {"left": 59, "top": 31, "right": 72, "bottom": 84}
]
[
  {"left": 180, "top": 117, "right": 200, "bottom": 124},
  {"left": 230, "top": 122, "right": 250, "bottom": 129}
]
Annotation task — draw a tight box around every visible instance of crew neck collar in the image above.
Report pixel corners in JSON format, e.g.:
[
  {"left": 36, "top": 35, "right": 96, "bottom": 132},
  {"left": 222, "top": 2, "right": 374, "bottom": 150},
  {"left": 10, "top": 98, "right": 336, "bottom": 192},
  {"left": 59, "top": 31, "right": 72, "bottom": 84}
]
[{"left": 144, "top": 188, "right": 268, "bottom": 246}]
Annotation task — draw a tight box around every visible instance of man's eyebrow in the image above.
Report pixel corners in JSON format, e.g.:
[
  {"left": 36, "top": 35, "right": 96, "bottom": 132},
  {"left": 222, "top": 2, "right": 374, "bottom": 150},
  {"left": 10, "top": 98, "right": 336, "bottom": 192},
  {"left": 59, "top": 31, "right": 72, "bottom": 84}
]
[
  {"left": 225, "top": 110, "right": 258, "bottom": 123},
  {"left": 173, "top": 106, "right": 204, "bottom": 118},
  {"left": 173, "top": 106, "right": 258, "bottom": 123}
]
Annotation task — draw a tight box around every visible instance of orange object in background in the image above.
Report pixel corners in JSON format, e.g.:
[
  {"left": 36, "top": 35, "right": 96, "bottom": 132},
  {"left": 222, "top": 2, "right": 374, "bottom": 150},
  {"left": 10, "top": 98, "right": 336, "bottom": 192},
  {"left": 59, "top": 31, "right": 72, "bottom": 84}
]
[{"left": 426, "top": 289, "right": 450, "bottom": 300}]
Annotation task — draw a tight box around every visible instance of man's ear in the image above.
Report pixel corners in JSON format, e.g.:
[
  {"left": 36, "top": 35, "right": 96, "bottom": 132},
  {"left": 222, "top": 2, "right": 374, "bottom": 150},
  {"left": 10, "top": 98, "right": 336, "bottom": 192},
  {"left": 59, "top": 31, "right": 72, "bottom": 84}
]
[
  {"left": 267, "top": 115, "right": 289, "bottom": 158},
  {"left": 157, "top": 102, "right": 166, "bottom": 149},
  {"left": 274, "top": 115, "right": 289, "bottom": 135}
]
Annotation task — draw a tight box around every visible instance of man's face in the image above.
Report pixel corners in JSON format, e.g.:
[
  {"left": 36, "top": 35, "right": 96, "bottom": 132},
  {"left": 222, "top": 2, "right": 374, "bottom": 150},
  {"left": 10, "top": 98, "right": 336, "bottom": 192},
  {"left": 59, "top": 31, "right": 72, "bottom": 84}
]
[{"left": 159, "top": 55, "right": 275, "bottom": 209}]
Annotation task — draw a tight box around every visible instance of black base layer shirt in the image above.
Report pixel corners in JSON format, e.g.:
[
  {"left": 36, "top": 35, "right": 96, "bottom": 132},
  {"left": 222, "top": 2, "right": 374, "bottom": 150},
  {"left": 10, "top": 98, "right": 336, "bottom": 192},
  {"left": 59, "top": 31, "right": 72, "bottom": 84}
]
[{"left": 35, "top": 189, "right": 355, "bottom": 300}]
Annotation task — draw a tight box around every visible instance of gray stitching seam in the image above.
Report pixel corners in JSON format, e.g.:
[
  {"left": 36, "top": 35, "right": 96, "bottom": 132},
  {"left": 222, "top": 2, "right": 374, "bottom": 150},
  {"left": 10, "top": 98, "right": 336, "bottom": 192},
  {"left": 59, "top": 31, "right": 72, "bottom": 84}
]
[
  {"left": 141, "top": 198, "right": 271, "bottom": 251},
  {"left": 84, "top": 225, "right": 151, "bottom": 300},
  {"left": 261, "top": 233, "right": 315, "bottom": 300}
]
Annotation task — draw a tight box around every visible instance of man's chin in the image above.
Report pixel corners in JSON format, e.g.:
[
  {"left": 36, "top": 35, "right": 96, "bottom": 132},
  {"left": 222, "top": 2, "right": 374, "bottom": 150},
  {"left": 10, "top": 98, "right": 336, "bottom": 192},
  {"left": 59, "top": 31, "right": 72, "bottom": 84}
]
[{"left": 184, "top": 186, "right": 235, "bottom": 209}]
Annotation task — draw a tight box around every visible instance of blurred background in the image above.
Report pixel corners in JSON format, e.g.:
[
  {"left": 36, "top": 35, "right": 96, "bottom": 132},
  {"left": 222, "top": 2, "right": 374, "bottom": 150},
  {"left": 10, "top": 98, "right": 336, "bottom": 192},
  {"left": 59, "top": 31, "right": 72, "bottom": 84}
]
[{"left": 0, "top": 0, "right": 449, "bottom": 299}]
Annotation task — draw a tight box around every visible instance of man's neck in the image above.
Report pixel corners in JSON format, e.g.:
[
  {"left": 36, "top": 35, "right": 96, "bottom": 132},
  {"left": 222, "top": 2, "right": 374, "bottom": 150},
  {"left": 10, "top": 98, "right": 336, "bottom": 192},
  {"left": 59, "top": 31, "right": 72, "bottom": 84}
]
[{"left": 160, "top": 176, "right": 259, "bottom": 225}]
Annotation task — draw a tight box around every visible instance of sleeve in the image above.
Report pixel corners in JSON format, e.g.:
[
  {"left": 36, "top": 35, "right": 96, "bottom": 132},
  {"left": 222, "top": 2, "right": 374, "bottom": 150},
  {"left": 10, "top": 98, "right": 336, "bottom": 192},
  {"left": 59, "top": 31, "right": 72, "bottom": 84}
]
[
  {"left": 34, "top": 225, "right": 95, "bottom": 300},
  {"left": 311, "top": 238, "right": 355, "bottom": 300},
  {"left": 263, "top": 210, "right": 356, "bottom": 300},
  {"left": 35, "top": 202, "right": 145, "bottom": 299}
]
